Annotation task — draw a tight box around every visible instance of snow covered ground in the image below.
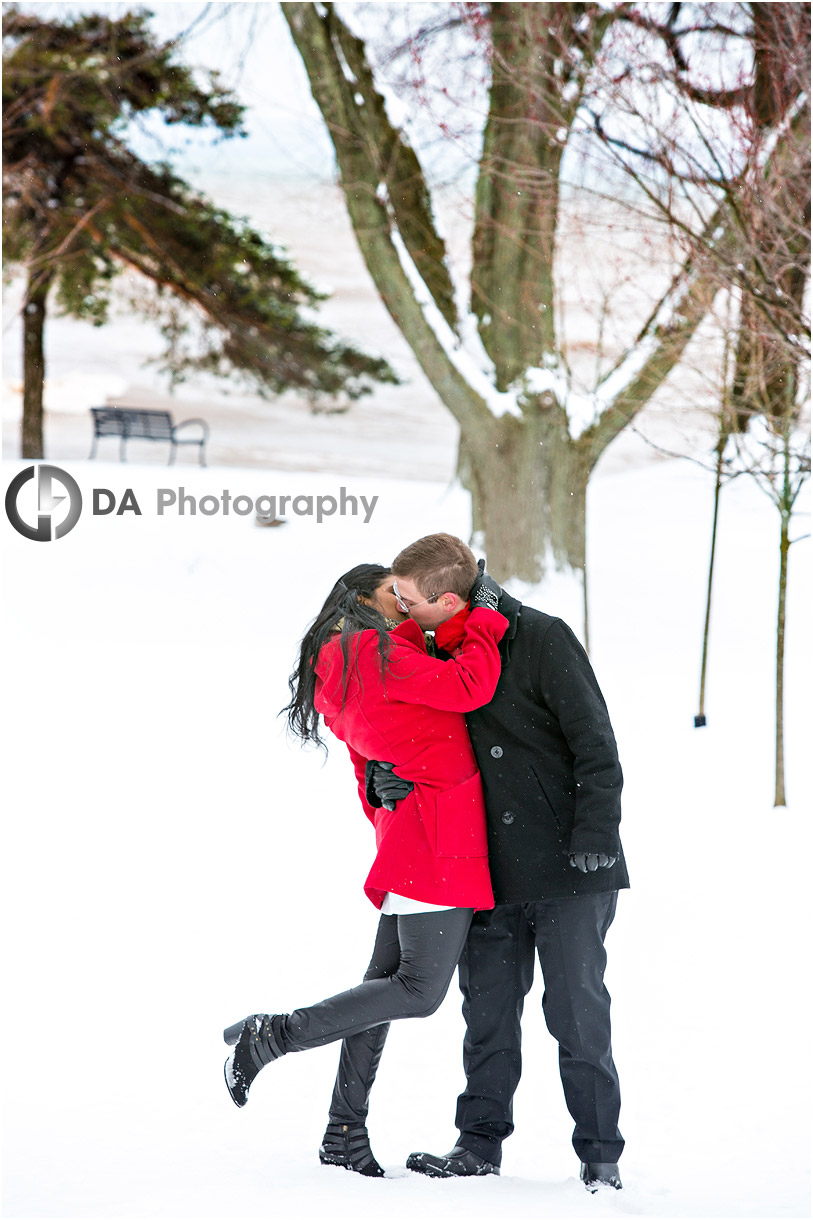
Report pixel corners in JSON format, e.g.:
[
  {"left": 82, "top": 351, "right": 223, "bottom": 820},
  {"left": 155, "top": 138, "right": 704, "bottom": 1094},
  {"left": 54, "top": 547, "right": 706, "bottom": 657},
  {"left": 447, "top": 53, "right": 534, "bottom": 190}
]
[
  {"left": 2, "top": 443, "right": 810, "bottom": 1219},
  {"left": 2, "top": 122, "right": 811, "bottom": 1217}
]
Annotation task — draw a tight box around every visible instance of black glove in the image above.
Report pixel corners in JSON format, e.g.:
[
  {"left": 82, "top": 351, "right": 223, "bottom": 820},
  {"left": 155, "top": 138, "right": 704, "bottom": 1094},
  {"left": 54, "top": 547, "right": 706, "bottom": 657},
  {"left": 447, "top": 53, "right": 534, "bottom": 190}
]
[
  {"left": 569, "top": 852, "right": 617, "bottom": 873},
  {"left": 469, "top": 558, "right": 502, "bottom": 612},
  {"left": 365, "top": 760, "right": 414, "bottom": 812}
]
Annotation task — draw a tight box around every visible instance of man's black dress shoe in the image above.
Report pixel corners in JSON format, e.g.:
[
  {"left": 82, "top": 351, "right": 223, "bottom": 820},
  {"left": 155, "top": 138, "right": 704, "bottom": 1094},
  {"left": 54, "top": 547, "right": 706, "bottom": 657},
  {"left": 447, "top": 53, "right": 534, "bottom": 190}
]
[
  {"left": 580, "top": 1161, "right": 622, "bottom": 1191},
  {"left": 406, "top": 1145, "right": 500, "bottom": 1177}
]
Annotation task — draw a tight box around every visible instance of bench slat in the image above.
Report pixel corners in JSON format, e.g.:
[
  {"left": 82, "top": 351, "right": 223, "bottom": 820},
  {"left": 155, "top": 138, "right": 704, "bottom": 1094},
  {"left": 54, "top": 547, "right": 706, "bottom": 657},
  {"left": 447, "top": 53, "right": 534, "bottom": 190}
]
[
  {"left": 89, "top": 406, "right": 207, "bottom": 466},
  {"left": 91, "top": 407, "right": 174, "bottom": 438}
]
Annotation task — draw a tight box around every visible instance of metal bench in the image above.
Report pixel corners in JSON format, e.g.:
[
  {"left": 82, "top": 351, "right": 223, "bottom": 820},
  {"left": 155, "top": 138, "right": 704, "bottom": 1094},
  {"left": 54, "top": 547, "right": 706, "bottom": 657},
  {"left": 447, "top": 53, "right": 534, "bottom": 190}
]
[{"left": 89, "top": 407, "right": 209, "bottom": 466}]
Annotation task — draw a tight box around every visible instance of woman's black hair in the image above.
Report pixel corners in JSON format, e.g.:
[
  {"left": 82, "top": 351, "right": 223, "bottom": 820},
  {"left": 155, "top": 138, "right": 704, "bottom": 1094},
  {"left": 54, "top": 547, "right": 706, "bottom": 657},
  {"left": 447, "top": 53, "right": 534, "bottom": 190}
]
[{"left": 283, "top": 563, "right": 394, "bottom": 748}]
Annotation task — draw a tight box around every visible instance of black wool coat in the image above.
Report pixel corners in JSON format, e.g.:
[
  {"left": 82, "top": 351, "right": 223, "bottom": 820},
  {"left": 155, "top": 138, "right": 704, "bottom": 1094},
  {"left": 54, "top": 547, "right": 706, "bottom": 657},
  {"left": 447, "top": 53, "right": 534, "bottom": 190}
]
[{"left": 446, "top": 590, "right": 630, "bottom": 905}]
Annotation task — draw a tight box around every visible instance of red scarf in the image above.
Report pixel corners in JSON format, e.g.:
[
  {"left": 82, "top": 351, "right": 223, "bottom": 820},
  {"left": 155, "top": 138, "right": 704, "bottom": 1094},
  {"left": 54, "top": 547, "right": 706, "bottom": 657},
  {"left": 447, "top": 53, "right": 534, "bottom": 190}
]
[{"left": 434, "top": 603, "right": 471, "bottom": 656}]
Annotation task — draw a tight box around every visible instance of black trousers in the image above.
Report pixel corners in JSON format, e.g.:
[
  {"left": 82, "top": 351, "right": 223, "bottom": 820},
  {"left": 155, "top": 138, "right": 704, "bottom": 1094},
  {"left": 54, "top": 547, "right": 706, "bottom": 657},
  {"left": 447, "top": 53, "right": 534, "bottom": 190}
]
[
  {"left": 455, "top": 893, "right": 623, "bottom": 1166},
  {"left": 281, "top": 908, "right": 472, "bottom": 1068}
]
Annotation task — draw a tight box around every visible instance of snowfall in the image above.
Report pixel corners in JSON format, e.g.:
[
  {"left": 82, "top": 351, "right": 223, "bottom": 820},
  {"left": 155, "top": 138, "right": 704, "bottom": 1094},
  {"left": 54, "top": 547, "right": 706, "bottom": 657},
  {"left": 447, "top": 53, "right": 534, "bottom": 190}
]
[{"left": 2, "top": 176, "right": 811, "bottom": 1220}]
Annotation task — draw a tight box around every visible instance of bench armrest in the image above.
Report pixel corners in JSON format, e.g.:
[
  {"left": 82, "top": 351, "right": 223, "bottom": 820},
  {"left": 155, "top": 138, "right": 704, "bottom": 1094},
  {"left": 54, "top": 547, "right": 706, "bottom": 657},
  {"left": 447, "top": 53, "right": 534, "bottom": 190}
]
[{"left": 172, "top": 418, "right": 209, "bottom": 440}]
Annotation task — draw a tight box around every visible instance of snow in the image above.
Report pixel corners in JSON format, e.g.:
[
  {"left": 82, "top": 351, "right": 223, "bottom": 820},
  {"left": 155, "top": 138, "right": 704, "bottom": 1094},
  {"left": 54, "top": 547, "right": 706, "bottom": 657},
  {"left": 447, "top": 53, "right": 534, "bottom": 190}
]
[
  {"left": 372, "top": 72, "right": 413, "bottom": 133},
  {"left": 575, "top": 337, "right": 662, "bottom": 437},
  {"left": 523, "top": 363, "right": 571, "bottom": 408},
  {"left": 2, "top": 441, "right": 810, "bottom": 1218},
  {"left": 563, "top": 271, "right": 722, "bottom": 442},
  {"left": 329, "top": 27, "right": 358, "bottom": 86},
  {"left": 2, "top": 128, "right": 810, "bottom": 1217},
  {"left": 387, "top": 222, "right": 523, "bottom": 421},
  {"left": 2, "top": 371, "right": 130, "bottom": 419},
  {"left": 504, "top": 551, "right": 585, "bottom": 633},
  {"left": 751, "top": 91, "right": 809, "bottom": 170}
]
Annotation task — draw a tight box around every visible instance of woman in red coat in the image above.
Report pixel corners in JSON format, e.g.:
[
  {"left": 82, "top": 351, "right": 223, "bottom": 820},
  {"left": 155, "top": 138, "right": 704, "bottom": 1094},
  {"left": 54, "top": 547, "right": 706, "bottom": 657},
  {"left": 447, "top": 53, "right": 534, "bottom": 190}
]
[{"left": 224, "top": 562, "right": 507, "bottom": 1173}]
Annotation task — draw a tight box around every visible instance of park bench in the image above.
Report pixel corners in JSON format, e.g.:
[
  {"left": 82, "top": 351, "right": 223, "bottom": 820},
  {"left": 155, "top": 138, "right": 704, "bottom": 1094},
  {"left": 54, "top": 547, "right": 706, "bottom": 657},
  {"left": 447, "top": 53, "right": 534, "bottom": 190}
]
[{"left": 89, "top": 406, "right": 209, "bottom": 465}]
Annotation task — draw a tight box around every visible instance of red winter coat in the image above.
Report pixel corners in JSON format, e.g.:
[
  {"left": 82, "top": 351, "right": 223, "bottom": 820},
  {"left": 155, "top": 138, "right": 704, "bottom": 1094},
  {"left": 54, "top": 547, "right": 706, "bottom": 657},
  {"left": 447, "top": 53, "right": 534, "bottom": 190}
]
[{"left": 313, "top": 608, "right": 508, "bottom": 911}]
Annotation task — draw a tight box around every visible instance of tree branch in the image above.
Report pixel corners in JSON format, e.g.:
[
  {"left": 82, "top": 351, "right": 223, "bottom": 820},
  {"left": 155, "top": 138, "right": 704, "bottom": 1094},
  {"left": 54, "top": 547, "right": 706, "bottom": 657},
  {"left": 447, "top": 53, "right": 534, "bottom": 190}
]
[
  {"left": 324, "top": 3, "right": 458, "bottom": 332},
  {"left": 282, "top": 1, "right": 496, "bottom": 431},
  {"left": 577, "top": 210, "right": 732, "bottom": 468}
]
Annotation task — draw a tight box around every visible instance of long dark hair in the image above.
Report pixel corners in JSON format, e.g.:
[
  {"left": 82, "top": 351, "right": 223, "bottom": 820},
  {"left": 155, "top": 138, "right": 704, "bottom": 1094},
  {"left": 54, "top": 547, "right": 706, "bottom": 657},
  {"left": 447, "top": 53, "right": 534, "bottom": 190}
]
[{"left": 284, "top": 563, "right": 394, "bottom": 749}]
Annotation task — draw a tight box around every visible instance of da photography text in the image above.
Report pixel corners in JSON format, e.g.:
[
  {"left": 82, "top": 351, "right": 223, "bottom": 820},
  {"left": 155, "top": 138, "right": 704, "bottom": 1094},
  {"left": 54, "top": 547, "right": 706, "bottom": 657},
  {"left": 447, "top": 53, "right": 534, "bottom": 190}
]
[
  {"left": 95, "top": 485, "right": 379, "bottom": 524},
  {"left": 5, "top": 465, "right": 381, "bottom": 543}
]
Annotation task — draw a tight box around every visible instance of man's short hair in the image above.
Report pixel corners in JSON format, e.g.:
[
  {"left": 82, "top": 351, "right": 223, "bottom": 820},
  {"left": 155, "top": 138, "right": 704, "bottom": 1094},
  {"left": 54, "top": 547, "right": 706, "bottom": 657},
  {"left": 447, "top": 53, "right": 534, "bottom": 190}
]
[{"left": 391, "top": 533, "right": 478, "bottom": 600}]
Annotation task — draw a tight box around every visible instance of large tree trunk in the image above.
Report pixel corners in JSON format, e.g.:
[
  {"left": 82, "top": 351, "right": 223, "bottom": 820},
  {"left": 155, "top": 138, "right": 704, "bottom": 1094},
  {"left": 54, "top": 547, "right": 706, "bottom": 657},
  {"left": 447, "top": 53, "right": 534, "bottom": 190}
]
[
  {"left": 22, "top": 265, "right": 53, "bottom": 459},
  {"left": 459, "top": 411, "right": 588, "bottom": 585},
  {"left": 472, "top": 3, "right": 563, "bottom": 383}
]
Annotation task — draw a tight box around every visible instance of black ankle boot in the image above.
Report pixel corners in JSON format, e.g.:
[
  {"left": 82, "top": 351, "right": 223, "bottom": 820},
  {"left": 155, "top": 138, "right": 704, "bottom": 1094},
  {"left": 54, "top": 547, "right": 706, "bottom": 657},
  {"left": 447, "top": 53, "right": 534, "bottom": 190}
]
[
  {"left": 223, "top": 1014, "right": 285, "bottom": 1108},
  {"left": 319, "top": 1121, "right": 384, "bottom": 1177}
]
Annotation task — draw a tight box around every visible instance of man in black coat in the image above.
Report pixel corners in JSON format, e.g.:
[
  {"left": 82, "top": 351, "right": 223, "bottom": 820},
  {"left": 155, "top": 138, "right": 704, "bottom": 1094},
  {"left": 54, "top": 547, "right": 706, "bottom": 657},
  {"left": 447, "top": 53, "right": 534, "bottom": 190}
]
[{"left": 381, "top": 534, "right": 629, "bottom": 1191}]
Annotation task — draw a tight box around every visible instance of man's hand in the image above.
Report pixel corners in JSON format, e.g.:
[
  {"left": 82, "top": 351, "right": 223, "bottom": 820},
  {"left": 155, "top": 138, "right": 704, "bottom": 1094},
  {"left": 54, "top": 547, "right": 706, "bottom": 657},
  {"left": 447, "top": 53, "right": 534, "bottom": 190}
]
[
  {"left": 365, "top": 760, "right": 414, "bottom": 812},
  {"left": 469, "top": 558, "right": 502, "bottom": 612},
  {"left": 569, "top": 852, "right": 617, "bottom": 873}
]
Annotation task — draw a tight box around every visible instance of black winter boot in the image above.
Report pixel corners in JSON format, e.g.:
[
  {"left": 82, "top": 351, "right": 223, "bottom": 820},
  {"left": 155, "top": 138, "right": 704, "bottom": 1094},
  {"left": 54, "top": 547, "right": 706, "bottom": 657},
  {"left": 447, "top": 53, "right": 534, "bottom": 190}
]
[
  {"left": 406, "top": 1145, "right": 500, "bottom": 1177},
  {"left": 580, "top": 1161, "right": 622, "bottom": 1191},
  {"left": 223, "top": 1014, "right": 286, "bottom": 1108},
  {"left": 319, "top": 1121, "right": 385, "bottom": 1177}
]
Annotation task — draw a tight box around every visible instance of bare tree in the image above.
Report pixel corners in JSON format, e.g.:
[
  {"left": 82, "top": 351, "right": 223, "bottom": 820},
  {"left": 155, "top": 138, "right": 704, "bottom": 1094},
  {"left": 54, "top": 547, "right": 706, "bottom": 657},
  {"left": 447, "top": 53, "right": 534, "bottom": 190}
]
[
  {"left": 279, "top": 1, "right": 804, "bottom": 603},
  {"left": 589, "top": 2, "right": 810, "bottom": 799}
]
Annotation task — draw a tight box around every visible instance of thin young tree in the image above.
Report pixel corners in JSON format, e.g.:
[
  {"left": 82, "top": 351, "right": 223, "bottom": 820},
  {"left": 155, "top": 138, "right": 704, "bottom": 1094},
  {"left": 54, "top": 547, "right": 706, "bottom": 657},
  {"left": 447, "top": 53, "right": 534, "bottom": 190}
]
[
  {"left": 588, "top": 2, "right": 810, "bottom": 795},
  {"left": 695, "top": 320, "right": 738, "bottom": 731},
  {"left": 727, "top": 6, "right": 810, "bottom": 807},
  {"left": 2, "top": 6, "right": 396, "bottom": 460}
]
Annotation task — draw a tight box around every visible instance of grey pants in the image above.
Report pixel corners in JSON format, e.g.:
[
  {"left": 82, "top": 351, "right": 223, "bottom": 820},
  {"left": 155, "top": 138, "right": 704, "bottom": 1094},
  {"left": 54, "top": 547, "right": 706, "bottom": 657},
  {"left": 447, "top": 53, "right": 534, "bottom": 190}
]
[{"left": 280, "top": 908, "right": 473, "bottom": 1089}]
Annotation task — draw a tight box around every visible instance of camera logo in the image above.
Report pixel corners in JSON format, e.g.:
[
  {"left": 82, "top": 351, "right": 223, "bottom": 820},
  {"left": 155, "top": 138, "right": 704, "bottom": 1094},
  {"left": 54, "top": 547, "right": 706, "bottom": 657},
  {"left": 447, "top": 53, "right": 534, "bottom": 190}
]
[{"left": 5, "top": 465, "right": 83, "bottom": 541}]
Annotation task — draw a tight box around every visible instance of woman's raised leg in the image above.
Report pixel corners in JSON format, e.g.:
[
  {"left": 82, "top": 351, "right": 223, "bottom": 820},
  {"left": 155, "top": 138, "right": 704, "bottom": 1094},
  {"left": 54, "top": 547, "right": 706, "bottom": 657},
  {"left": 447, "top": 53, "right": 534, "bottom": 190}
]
[
  {"left": 282, "top": 907, "right": 473, "bottom": 1048},
  {"left": 224, "top": 908, "right": 473, "bottom": 1110}
]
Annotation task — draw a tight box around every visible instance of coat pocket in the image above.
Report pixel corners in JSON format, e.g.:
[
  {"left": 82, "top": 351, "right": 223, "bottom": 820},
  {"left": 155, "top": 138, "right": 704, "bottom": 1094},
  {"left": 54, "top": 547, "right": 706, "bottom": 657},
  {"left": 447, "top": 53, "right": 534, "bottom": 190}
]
[
  {"left": 435, "top": 772, "right": 489, "bottom": 858},
  {"left": 528, "top": 762, "right": 569, "bottom": 834}
]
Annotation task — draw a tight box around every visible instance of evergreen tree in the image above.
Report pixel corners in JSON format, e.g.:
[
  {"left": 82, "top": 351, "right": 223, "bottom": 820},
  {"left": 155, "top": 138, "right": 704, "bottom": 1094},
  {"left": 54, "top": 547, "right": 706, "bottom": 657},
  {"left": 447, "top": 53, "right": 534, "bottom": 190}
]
[{"left": 2, "top": 6, "right": 397, "bottom": 458}]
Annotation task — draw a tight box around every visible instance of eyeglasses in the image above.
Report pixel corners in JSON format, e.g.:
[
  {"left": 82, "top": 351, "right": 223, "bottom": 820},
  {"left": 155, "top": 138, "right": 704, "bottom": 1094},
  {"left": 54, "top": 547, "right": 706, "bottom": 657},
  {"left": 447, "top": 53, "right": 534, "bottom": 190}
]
[{"left": 392, "top": 579, "right": 440, "bottom": 613}]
